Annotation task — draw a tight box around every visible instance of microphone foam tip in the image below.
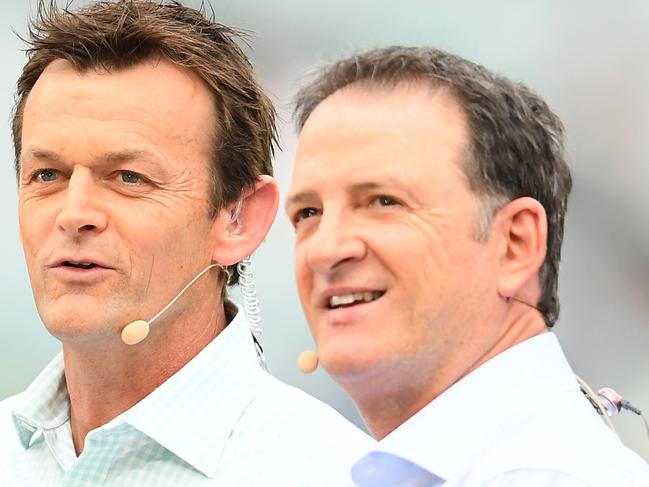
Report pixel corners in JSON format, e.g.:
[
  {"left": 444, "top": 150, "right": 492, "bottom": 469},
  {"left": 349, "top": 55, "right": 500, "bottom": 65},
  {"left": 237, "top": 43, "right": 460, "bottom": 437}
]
[
  {"left": 298, "top": 349, "right": 319, "bottom": 374},
  {"left": 121, "top": 320, "right": 150, "bottom": 346}
]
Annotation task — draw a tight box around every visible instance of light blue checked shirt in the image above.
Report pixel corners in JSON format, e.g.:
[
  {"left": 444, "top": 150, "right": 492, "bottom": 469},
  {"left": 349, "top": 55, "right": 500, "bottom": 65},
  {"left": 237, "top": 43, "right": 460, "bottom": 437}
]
[{"left": 0, "top": 306, "right": 372, "bottom": 486}]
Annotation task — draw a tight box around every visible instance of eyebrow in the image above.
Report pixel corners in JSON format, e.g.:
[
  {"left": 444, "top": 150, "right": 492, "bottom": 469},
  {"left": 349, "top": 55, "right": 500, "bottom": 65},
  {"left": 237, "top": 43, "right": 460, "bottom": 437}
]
[
  {"left": 285, "top": 179, "right": 413, "bottom": 212},
  {"left": 285, "top": 190, "right": 318, "bottom": 211},
  {"left": 103, "top": 149, "right": 154, "bottom": 163},
  {"left": 23, "top": 147, "right": 163, "bottom": 168},
  {"left": 350, "top": 178, "right": 418, "bottom": 201},
  {"left": 348, "top": 181, "right": 391, "bottom": 193},
  {"left": 25, "top": 148, "right": 63, "bottom": 164}
]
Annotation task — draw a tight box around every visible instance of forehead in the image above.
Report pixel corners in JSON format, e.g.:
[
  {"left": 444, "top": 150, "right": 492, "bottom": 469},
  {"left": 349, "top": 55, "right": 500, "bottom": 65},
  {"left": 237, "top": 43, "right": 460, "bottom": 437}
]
[
  {"left": 289, "top": 82, "right": 470, "bottom": 198},
  {"left": 21, "top": 58, "right": 215, "bottom": 165}
]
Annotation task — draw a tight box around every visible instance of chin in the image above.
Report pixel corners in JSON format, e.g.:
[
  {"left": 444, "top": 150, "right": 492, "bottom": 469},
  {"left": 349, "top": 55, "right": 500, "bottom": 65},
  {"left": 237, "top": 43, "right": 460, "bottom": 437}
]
[
  {"left": 44, "top": 320, "right": 105, "bottom": 342},
  {"left": 319, "top": 339, "right": 387, "bottom": 385},
  {"left": 39, "top": 306, "right": 119, "bottom": 343}
]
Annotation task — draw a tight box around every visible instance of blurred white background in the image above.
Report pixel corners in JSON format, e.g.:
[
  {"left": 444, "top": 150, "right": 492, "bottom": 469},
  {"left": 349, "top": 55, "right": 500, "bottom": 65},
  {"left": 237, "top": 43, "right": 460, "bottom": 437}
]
[{"left": 1, "top": 0, "right": 647, "bottom": 460}]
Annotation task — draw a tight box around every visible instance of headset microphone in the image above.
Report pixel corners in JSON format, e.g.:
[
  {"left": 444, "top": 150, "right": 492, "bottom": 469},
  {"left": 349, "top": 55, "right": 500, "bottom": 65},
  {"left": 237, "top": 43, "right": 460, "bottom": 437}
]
[
  {"left": 298, "top": 349, "right": 319, "bottom": 374},
  {"left": 121, "top": 263, "right": 221, "bottom": 345}
]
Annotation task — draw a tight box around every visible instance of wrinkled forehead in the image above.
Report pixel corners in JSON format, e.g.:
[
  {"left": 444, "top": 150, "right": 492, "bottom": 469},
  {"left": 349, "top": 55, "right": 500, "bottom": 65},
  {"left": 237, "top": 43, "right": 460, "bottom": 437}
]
[{"left": 20, "top": 58, "right": 217, "bottom": 168}]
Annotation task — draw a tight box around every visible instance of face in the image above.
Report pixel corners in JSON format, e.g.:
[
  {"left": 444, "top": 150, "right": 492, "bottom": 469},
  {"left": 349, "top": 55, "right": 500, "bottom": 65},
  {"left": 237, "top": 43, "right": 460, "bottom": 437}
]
[
  {"left": 287, "top": 83, "right": 503, "bottom": 396},
  {"left": 19, "top": 58, "right": 224, "bottom": 343}
]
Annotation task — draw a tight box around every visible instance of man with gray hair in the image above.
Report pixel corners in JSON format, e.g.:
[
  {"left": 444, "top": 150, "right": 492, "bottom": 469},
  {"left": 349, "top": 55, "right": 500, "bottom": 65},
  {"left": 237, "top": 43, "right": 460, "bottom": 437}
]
[
  {"left": 287, "top": 46, "right": 649, "bottom": 485},
  {"left": 0, "top": 1, "right": 370, "bottom": 485}
]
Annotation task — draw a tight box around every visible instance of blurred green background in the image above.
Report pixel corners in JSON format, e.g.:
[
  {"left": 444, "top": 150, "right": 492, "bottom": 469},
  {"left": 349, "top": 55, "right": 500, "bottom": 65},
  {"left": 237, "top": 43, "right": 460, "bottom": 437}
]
[{"left": 1, "top": 0, "right": 647, "bottom": 461}]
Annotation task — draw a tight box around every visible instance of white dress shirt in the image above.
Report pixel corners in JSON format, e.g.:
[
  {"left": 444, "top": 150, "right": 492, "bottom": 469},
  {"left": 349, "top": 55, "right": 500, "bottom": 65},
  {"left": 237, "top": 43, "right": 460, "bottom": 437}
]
[
  {"left": 0, "top": 304, "right": 372, "bottom": 486},
  {"left": 349, "top": 332, "right": 649, "bottom": 486}
]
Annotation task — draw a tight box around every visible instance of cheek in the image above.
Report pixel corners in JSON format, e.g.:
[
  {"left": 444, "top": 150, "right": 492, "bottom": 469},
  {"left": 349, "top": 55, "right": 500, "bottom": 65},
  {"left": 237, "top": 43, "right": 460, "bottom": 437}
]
[
  {"left": 407, "top": 223, "right": 480, "bottom": 278},
  {"left": 127, "top": 226, "right": 200, "bottom": 267},
  {"left": 294, "top": 246, "right": 311, "bottom": 293},
  {"left": 19, "top": 206, "right": 55, "bottom": 256}
]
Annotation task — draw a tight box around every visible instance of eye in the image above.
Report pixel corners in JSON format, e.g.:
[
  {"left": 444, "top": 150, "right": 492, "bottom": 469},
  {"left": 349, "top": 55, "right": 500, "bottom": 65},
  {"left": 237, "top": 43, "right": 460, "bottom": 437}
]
[
  {"left": 33, "top": 168, "right": 59, "bottom": 183},
  {"left": 373, "top": 195, "right": 400, "bottom": 206},
  {"left": 119, "top": 171, "right": 142, "bottom": 184},
  {"left": 293, "top": 207, "right": 320, "bottom": 225}
]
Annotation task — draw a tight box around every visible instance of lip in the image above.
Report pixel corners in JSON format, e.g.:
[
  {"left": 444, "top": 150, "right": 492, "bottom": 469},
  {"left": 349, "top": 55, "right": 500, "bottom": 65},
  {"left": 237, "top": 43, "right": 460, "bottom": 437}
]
[
  {"left": 49, "top": 263, "right": 116, "bottom": 285},
  {"left": 46, "top": 256, "right": 117, "bottom": 284},
  {"left": 49, "top": 256, "right": 116, "bottom": 270}
]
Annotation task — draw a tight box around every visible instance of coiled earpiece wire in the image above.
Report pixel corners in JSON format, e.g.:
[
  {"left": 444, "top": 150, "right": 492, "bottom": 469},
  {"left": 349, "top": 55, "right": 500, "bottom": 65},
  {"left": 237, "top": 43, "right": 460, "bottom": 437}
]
[
  {"left": 229, "top": 197, "right": 268, "bottom": 372},
  {"left": 238, "top": 256, "right": 268, "bottom": 372}
]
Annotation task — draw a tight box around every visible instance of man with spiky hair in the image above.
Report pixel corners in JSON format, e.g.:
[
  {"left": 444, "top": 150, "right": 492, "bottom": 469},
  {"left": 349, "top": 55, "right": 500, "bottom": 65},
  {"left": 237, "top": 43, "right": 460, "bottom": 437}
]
[
  {"left": 287, "top": 46, "right": 649, "bottom": 485},
  {"left": 0, "top": 1, "right": 370, "bottom": 485}
]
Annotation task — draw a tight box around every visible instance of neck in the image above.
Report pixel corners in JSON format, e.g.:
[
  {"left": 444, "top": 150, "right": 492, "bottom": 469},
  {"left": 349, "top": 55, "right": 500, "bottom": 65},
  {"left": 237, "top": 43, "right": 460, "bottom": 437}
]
[
  {"left": 63, "top": 299, "right": 226, "bottom": 455},
  {"left": 353, "top": 305, "right": 547, "bottom": 440}
]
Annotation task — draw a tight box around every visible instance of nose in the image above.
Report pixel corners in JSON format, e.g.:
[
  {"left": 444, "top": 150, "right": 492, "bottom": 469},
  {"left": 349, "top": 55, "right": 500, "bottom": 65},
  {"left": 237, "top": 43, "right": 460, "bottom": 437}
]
[
  {"left": 55, "top": 167, "right": 108, "bottom": 235},
  {"left": 305, "top": 210, "right": 366, "bottom": 274}
]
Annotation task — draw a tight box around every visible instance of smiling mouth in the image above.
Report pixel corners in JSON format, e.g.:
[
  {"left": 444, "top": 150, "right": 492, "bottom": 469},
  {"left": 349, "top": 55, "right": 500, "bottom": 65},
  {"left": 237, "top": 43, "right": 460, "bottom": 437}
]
[{"left": 327, "top": 291, "right": 385, "bottom": 309}]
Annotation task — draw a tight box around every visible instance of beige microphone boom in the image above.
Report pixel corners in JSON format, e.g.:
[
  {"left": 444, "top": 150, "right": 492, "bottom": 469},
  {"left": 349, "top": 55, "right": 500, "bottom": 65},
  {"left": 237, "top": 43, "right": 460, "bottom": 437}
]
[{"left": 120, "top": 263, "right": 221, "bottom": 345}]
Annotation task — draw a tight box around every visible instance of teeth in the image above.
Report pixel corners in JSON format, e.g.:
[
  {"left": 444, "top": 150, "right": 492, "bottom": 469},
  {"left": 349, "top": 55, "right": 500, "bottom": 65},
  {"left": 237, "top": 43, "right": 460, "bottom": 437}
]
[
  {"left": 330, "top": 294, "right": 355, "bottom": 307},
  {"left": 329, "top": 291, "right": 382, "bottom": 308}
]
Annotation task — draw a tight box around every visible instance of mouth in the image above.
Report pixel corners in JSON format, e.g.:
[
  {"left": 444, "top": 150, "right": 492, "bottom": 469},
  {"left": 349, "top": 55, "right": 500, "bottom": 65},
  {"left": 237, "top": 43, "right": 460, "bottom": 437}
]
[
  {"left": 61, "top": 261, "right": 102, "bottom": 270},
  {"left": 52, "top": 258, "right": 113, "bottom": 270},
  {"left": 326, "top": 290, "right": 385, "bottom": 309},
  {"left": 48, "top": 257, "right": 116, "bottom": 283}
]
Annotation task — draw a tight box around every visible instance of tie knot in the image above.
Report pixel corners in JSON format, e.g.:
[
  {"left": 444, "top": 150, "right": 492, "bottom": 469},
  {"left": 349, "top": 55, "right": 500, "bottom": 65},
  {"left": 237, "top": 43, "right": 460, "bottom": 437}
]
[{"left": 351, "top": 451, "right": 440, "bottom": 487}]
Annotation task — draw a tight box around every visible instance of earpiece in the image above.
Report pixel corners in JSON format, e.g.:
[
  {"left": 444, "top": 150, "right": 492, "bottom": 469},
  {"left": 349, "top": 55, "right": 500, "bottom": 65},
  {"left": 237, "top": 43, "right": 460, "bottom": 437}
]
[{"left": 229, "top": 198, "right": 244, "bottom": 235}]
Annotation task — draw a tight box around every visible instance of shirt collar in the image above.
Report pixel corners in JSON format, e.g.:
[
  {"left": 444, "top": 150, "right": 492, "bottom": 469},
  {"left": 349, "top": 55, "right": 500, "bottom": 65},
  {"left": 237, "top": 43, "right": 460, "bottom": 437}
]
[
  {"left": 118, "top": 304, "right": 263, "bottom": 478},
  {"left": 12, "top": 303, "right": 264, "bottom": 479},
  {"left": 373, "top": 332, "right": 577, "bottom": 481},
  {"left": 12, "top": 352, "right": 69, "bottom": 448}
]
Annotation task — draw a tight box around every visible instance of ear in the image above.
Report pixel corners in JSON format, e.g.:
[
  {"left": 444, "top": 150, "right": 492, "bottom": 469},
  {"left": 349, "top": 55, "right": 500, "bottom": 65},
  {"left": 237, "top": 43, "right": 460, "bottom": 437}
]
[
  {"left": 211, "top": 175, "right": 279, "bottom": 265},
  {"left": 493, "top": 197, "right": 547, "bottom": 299}
]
